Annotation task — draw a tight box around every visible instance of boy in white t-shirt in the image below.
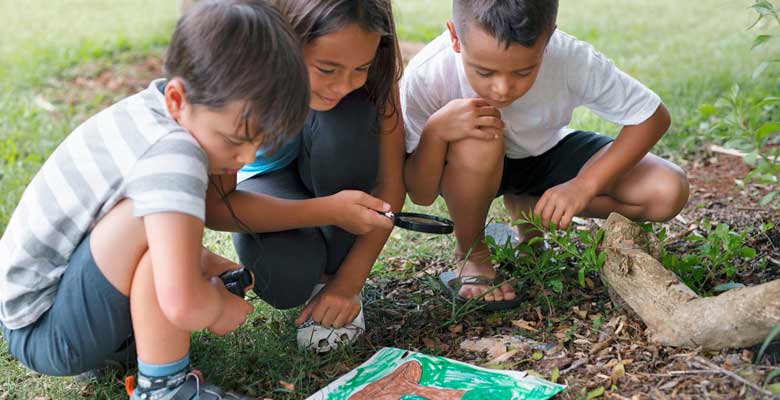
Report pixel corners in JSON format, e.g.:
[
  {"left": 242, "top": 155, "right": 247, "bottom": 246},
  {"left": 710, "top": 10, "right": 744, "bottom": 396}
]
[{"left": 401, "top": 0, "right": 689, "bottom": 309}]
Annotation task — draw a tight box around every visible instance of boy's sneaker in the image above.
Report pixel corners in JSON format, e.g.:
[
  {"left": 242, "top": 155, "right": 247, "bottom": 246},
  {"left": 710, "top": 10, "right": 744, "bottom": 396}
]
[
  {"left": 296, "top": 284, "right": 365, "bottom": 353},
  {"left": 129, "top": 369, "right": 250, "bottom": 400}
]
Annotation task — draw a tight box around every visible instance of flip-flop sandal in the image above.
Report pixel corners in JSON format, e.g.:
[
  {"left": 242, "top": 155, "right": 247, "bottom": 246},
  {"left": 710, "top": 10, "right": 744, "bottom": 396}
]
[{"left": 438, "top": 270, "right": 524, "bottom": 311}]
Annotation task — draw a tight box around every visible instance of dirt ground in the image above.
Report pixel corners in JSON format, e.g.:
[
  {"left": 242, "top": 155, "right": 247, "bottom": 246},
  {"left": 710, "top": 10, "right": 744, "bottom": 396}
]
[{"left": 44, "top": 52, "right": 780, "bottom": 399}]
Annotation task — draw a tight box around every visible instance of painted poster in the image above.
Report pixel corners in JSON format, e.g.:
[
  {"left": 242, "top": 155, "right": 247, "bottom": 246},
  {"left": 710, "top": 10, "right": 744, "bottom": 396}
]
[{"left": 306, "top": 347, "right": 566, "bottom": 400}]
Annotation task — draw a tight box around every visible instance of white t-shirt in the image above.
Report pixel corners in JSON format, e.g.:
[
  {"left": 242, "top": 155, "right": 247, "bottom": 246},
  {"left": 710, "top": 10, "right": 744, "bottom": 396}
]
[{"left": 401, "top": 30, "right": 662, "bottom": 159}]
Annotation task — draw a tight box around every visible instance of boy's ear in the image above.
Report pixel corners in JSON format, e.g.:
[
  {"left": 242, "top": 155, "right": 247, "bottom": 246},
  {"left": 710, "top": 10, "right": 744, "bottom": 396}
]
[
  {"left": 446, "top": 21, "right": 462, "bottom": 53},
  {"left": 164, "top": 78, "right": 189, "bottom": 121}
]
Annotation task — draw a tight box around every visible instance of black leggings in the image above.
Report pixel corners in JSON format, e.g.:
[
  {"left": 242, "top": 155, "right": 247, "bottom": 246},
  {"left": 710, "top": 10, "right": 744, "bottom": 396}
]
[{"left": 232, "top": 90, "right": 379, "bottom": 309}]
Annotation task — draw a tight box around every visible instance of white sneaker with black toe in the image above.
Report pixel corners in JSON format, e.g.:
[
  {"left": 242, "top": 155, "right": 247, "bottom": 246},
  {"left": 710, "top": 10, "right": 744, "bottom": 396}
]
[{"left": 296, "top": 284, "right": 365, "bottom": 353}]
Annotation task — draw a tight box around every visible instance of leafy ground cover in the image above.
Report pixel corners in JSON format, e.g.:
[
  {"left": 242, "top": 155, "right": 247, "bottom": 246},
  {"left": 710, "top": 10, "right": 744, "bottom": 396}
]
[{"left": 1, "top": 1, "right": 780, "bottom": 399}]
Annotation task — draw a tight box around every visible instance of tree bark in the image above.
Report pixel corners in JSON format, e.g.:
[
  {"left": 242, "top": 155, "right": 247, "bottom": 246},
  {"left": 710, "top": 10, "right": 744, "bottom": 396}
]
[{"left": 600, "top": 213, "right": 780, "bottom": 350}]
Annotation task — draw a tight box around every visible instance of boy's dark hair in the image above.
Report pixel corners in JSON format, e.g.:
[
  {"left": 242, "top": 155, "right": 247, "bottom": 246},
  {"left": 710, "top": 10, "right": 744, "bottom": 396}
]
[
  {"left": 271, "top": 0, "right": 403, "bottom": 120},
  {"left": 452, "top": 0, "right": 559, "bottom": 49},
  {"left": 164, "top": 0, "right": 310, "bottom": 151}
]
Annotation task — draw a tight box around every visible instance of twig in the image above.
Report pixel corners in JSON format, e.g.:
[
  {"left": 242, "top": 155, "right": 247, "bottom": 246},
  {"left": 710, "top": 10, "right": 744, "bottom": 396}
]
[
  {"left": 692, "top": 357, "right": 777, "bottom": 399},
  {"left": 561, "top": 358, "right": 587, "bottom": 375},
  {"left": 768, "top": 257, "right": 780, "bottom": 267}
]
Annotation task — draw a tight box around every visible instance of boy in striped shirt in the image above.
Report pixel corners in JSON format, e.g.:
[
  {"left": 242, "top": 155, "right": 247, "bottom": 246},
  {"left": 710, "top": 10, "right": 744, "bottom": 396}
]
[{"left": 0, "top": 1, "right": 309, "bottom": 398}]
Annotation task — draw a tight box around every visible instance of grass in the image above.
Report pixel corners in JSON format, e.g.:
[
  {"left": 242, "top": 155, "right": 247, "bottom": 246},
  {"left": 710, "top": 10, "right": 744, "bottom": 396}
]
[{"left": 0, "top": 0, "right": 779, "bottom": 398}]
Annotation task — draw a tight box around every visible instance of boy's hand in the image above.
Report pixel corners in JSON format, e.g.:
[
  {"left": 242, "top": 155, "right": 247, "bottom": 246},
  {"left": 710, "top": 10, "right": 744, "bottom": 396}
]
[
  {"left": 534, "top": 177, "right": 597, "bottom": 230},
  {"left": 428, "top": 98, "right": 504, "bottom": 143},
  {"left": 295, "top": 282, "right": 361, "bottom": 329},
  {"left": 200, "top": 248, "right": 240, "bottom": 278},
  {"left": 327, "top": 190, "right": 394, "bottom": 235},
  {"left": 206, "top": 278, "right": 254, "bottom": 336}
]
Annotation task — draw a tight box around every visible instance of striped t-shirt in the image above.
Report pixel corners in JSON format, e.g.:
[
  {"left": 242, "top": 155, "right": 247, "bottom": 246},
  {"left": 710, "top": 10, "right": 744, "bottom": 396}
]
[{"left": 0, "top": 79, "right": 209, "bottom": 329}]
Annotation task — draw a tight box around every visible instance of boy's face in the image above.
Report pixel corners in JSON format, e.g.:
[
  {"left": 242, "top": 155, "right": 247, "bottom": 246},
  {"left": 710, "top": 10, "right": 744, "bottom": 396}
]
[
  {"left": 449, "top": 21, "right": 550, "bottom": 108},
  {"left": 165, "top": 79, "right": 262, "bottom": 175},
  {"left": 303, "top": 23, "right": 381, "bottom": 111}
]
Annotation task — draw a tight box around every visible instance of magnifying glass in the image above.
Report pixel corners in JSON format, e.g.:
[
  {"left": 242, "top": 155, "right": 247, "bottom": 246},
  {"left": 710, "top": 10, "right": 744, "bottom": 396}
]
[{"left": 381, "top": 211, "right": 454, "bottom": 234}]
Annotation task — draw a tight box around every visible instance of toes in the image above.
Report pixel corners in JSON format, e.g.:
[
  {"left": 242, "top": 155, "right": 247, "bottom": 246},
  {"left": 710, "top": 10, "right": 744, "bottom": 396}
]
[
  {"left": 501, "top": 284, "right": 516, "bottom": 300},
  {"left": 459, "top": 285, "right": 476, "bottom": 300}
]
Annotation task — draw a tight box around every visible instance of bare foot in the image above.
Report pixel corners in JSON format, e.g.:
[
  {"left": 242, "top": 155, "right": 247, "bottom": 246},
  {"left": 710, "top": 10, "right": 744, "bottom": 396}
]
[{"left": 453, "top": 247, "right": 515, "bottom": 302}]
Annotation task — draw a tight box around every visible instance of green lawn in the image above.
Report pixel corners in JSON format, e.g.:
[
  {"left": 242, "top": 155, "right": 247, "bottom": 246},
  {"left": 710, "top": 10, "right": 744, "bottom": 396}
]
[{"left": 0, "top": 1, "right": 778, "bottom": 398}]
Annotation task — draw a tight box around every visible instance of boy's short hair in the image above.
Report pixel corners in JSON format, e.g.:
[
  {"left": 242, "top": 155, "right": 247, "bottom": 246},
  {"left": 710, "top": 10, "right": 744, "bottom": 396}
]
[
  {"left": 165, "top": 0, "right": 310, "bottom": 151},
  {"left": 452, "top": 0, "right": 559, "bottom": 49}
]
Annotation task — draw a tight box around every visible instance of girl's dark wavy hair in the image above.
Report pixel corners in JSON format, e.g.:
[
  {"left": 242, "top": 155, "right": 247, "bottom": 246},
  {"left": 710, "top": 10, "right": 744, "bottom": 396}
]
[
  {"left": 271, "top": 0, "right": 403, "bottom": 120},
  {"left": 164, "top": 0, "right": 310, "bottom": 151}
]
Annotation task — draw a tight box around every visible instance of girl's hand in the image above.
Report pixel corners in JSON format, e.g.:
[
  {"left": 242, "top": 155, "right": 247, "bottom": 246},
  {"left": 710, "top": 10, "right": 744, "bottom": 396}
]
[
  {"left": 533, "top": 177, "right": 597, "bottom": 230},
  {"left": 295, "top": 282, "right": 361, "bottom": 329},
  {"left": 327, "top": 190, "right": 394, "bottom": 235},
  {"left": 206, "top": 278, "right": 254, "bottom": 336},
  {"left": 427, "top": 98, "right": 504, "bottom": 143}
]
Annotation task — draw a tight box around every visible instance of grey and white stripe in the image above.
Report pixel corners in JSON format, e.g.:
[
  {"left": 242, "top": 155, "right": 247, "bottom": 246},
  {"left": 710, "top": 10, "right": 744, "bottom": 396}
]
[{"left": 0, "top": 79, "right": 209, "bottom": 329}]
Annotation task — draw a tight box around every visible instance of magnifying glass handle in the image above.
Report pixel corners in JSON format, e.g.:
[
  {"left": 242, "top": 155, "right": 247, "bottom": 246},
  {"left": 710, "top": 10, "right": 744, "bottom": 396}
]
[{"left": 380, "top": 211, "right": 395, "bottom": 219}]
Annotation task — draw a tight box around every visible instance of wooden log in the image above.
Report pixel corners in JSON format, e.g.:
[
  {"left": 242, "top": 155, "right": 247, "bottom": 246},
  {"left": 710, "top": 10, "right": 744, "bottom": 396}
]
[{"left": 600, "top": 213, "right": 780, "bottom": 350}]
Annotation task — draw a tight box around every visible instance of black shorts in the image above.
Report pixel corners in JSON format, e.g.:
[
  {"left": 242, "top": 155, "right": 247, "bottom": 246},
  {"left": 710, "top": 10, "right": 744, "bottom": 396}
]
[{"left": 498, "top": 131, "right": 613, "bottom": 197}]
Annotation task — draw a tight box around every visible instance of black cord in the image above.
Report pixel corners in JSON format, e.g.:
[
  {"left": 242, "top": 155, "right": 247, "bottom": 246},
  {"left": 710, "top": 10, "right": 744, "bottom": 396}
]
[{"left": 209, "top": 175, "right": 271, "bottom": 301}]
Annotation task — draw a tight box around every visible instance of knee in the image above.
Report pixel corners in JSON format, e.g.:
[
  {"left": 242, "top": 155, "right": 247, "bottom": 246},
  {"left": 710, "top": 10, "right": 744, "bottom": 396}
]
[
  {"left": 233, "top": 230, "right": 325, "bottom": 309},
  {"left": 645, "top": 164, "right": 689, "bottom": 222},
  {"left": 446, "top": 135, "right": 505, "bottom": 176}
]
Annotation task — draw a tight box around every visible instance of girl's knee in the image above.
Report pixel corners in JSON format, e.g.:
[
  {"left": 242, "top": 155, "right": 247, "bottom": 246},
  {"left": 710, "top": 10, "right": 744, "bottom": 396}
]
[{"left": 233, "top": 229, "right": 325, "bottom": 309}]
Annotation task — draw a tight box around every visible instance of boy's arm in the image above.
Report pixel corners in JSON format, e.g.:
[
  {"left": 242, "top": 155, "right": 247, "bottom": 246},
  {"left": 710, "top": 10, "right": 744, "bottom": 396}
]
[
  {"left": 535, "top": 103, "right": 671, "bottom": 227},
  {"left": 144, "top": 212, "right": 250, "bottom": 331},
  {"left": 578, "top": 104, "right": 671, "bottom": 194}
]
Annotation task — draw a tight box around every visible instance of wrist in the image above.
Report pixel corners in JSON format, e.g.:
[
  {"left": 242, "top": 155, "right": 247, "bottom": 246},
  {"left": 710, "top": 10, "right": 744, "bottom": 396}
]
[
  {"left": 424, "top": 114, "right": 448, "bottom": 144},
  {"left": 328, "top": 274, "right": 363, "bottom": 296},
  {"left": 574, "top": 175, "right": 601, "bottom": 198},
  {"left": 314, "top": 196, "right": 339, "bottom": 227}
]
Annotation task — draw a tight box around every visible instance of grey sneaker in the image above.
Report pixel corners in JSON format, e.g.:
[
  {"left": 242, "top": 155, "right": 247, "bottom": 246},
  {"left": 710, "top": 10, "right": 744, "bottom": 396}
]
[{"left": 130, "top": 369, "right": 251, "bottom": 400}]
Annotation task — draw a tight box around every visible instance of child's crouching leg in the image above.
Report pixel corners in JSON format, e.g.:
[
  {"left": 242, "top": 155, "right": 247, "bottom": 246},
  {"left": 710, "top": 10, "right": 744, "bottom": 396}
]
[
  {"left": 91, "top": 199, "right": 191, "bottom": 363},
  {"left": 440, "top": 135, "right": 515, "bottom": 302},
  {"left": 442, "top": 135, "right": 505, "bottom": 258},
  {"left": 586, "top": 152, "right": 690, "bottom": 222}
]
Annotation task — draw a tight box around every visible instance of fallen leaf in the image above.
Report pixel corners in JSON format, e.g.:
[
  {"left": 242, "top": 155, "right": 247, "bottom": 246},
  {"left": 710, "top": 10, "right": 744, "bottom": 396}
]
[
  {"left": 767, "top": 383, "right": 780, "bottom": 394},
  {"left": 590, "top": 338, "right": 614, "bottom": 355},
  {"left": 610, "top": 362, "right": 625, "bottom": 386},
  {"left": 279, "top": 381, "right": 295, "bottom": 392},
  {"left": 512, "top": 319, "right": 538, "bottom": 332},
  {"left": 484, "top": 349, "right": 520, "bottom": 366},
  {"left": 586, "top": 386, "right": 605, "bottom": 399},
  {"left": 448, "top": 324, "right": 463, "bottom": 334},
  {"left": 423, "top": 337, "right": 436, "bottom": 349}
]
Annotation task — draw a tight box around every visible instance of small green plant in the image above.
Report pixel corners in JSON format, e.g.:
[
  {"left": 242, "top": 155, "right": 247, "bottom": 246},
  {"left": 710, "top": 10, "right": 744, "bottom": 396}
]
[
  {"left": 495, "top": 213, "right": 606, "bottom": 290},
  {"left": 697, "top": 1, "right": 780, "bottom": 205},
  {"left": 661, "top": 219, "right": 757, "bottom": 294},
  {"left": 486, "top": 233, "right": 566, "bottom": 294}
]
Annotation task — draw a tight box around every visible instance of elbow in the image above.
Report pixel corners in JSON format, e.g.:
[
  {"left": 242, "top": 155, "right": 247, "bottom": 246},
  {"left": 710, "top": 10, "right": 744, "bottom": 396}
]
[{"left": 657, "top": 103, "right": 672, "bottom": 133}]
